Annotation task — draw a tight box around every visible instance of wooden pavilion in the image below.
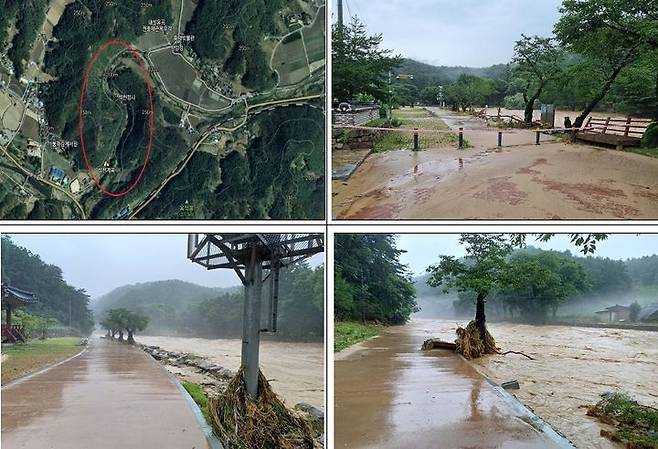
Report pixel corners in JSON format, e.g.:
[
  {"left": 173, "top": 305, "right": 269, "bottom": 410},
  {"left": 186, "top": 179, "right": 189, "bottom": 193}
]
[{"left": 1, "top": 283, "right": 38, "bottom": 343}]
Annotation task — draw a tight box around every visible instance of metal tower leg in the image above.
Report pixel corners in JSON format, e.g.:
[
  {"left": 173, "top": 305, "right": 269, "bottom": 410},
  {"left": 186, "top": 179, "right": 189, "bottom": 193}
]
[{"left": 241, "top": 243, "right": 263, "bottom": 399}]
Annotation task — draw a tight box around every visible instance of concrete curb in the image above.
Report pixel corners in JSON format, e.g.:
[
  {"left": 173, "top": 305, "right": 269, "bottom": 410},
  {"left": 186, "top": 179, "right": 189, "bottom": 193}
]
[
  {"left": 141, "top": 349, "right": 224, "bottom": 449},
  {"left": 459, "top": 353, "right": 576, "bottom": 449},
  {"left": 1, "top": 344, "right": 88, "bottom": 390}
]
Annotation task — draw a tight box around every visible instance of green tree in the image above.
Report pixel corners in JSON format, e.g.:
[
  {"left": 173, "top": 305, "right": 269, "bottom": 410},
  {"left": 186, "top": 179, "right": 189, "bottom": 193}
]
[
  {"left": 629, "top": 301, "right": 642, "bottom": 322},
  {"left": 335, "top": 235, "right": 417, "bottom": 325},
  {"left": 332, "top": 17, "right": 402, "bottom": 102},
  {"left": 419, "top": 86, "right": 442, "bottom": 105},
  {"left": 510, "top": 35, "right": 563, "bottom": 126},
  {"left": 427, "top": 235, "right": 515, "bottom": 354},
  {"left": 445, "top": 75, "right": 495, "bottom": 111},
  {"left": 124, "top": 310, "right": 149, "bottom": 344},
  {"left": 555, "top": 0, "right": 654, "bottom": 126},
  {"left": 504, "top": 251, "right": 590, "bottom": 322},
  {"left": 1, "top": 236, "right": 94, "bottom": 334},
  {"left": 106, "top": 309, "right": 128, "bottom": 341},
  {"left": 391, "top": 83, "right": 418, "bottom": 107}
]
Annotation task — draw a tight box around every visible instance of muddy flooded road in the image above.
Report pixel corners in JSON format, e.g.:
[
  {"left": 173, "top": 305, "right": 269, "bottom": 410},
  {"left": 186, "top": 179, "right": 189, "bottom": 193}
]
[
  {"left": 335, "top": 321, "right": 571, "bottom": 449},
  {"left": 426, "top": 319, "right": 658, "bottom": 449},
  {"left": 2, "top": 337, "right": 211, "bottom": 449},
  {"left": 333, "top": 108, "right": 658, "bottom": 219},
  {"left": 137, "top": 335, "right": 324, "bottom": 410}
]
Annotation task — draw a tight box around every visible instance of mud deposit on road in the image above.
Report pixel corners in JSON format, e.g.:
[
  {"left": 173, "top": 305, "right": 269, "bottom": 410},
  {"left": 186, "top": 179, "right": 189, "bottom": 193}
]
[
  {"left": 333, "top": 142, "right": 658, "bottom": 219},
  {"left": 335, "top": 321, "right": 568, "bottom": 449},
  {"left": 426, "top": 319, "right": 658, "bottom": 449},
  {"left": 333, "top": 108, "right": 658, "bottom": 220},
  {"left": 137, "top": 336, "right": 324, "bottom": 410}
]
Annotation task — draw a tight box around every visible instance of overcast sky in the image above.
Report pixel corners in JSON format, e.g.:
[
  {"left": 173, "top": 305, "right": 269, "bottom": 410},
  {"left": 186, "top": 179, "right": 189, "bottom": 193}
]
[
  {"left": 333, "top": 0, "right": 563, "bottom": 66},
  {"left": 4, "top": 234, "right": 323, "bottom": 299},
  {"left": 397, "top": 234, "right": 658, "bottom": 277}
]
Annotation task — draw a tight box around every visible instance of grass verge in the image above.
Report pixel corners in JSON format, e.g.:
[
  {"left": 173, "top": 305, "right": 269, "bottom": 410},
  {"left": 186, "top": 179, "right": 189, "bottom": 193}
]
[
  {"left": 335, "top": 321, "right": 382, "bottom": 352},
  {"left": 372, "top": 108, "right": 469, "bottom": 152},
  {"left": 1, "top": 337, "right": 83, "bottom": 385},
  {"left": 624, "top": 147, "right": 658, "bottom": 159},
  {"left": 587, "top": 392, "right": 658, "bottom": 449},
  {"left": 182, "top": 381, "right": 210, "bottom": 421}
]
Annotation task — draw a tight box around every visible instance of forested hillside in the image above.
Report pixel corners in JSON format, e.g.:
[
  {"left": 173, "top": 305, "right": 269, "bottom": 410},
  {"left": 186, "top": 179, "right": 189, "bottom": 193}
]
[
  {"left": 93, "top": 262, "right": 324, "bottom": 341},
  {"left": 335, "top": 234, "right": 417, "bottom": 325},
  {"left": 1, "top": 236, "right": 94, "bottom": 333}
]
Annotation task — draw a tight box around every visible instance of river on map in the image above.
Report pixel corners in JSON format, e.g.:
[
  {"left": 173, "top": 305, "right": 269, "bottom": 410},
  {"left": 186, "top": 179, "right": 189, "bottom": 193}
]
[
  {"left": 136, "top": 335, "right": 324, "bottom": 410},
  {"left": 424, "top": 319, "right": 658, "bottom": 449}
]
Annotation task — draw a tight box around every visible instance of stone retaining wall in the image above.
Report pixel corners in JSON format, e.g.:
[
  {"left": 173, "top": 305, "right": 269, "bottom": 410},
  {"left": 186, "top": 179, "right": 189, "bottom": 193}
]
[
  {"left": 332, "top": 106, "right": 380, "bottom": 127},
  {"left": 332, "top": 127, "right": 383, "bottom": 151}
]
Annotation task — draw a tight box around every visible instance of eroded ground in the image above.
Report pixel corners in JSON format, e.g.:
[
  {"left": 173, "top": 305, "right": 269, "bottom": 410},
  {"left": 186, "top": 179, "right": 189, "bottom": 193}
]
[
  {"left": 333, "top": 109, "right": 658, "bottom": 219},
  {"left": 426, "top": 319, "right": 658, "bottom": 449}
]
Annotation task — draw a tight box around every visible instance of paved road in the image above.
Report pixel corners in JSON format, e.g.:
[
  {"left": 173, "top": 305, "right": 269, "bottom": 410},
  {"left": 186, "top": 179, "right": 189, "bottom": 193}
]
[
  {"left": 335, "top": 321, "right": 573, "bottom": 449},
  {"left": 1, "top": 337, "right": 212, "bottom": 449}
]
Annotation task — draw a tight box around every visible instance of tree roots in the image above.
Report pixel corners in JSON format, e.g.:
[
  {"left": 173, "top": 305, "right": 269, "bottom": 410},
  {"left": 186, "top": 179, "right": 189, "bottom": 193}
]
[{"left": 455, "top": 320, "right": 499, "bottom": 360}]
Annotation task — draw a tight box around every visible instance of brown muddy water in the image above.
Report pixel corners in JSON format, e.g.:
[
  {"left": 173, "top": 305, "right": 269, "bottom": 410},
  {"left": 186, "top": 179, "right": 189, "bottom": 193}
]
[
  {"left": 334, "top": 321, "right": 570, "bottom": 449},
  {"left": 426, "top": 319, "right": 658, "bottom": 449},
  {"left": 137, "top": 335, "right": 324, "bottom": 410}
]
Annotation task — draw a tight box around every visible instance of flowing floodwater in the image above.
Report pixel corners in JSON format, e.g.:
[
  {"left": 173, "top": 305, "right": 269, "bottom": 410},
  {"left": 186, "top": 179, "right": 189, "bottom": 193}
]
[
  {"left": 136, "top": 335, "right": 324, "bottom": 410},
  {"left": 426, "top": 319, "right": 658, "bottom": 449},
  {"left": 335, "top": 321, "right": 570, "bottom": 449}
]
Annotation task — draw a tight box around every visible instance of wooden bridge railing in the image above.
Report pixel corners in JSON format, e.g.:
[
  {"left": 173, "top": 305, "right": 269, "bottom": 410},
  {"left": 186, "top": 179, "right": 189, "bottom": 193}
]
[{"left": 2, "top": 324, "right": 27, "bottom": 343}]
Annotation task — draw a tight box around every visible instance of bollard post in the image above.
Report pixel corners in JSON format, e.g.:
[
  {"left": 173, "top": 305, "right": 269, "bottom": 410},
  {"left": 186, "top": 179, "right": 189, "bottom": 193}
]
[
  {"left": 497, "top": 131, "right": 502, "bottom": 147},
  {"left": 536, "top": 131, "right": 541, "bottom": 145},
  {"left": 413, "top": 128, "right": 419, "bottom": 151},
  {"left": 459, "top": 127, "right": 464, "bottom": 149}
]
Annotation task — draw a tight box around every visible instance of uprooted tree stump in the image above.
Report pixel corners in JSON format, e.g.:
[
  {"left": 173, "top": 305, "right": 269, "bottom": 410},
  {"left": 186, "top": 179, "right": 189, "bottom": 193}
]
[{"left": 455, "top": 320, "right": 498, "bottom": 360}]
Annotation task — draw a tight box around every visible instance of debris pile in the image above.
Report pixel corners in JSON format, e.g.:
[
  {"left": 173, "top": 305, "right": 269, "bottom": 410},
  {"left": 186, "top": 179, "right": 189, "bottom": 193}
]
[
  {"left": 455, "top": 321, "right": 498, "bottom": 360},
  {"left": 208, "top": 367, "right": 320, "bottom": 449},
  {"left": 587, "top": 392, "right": 658, "bottom": 449}
]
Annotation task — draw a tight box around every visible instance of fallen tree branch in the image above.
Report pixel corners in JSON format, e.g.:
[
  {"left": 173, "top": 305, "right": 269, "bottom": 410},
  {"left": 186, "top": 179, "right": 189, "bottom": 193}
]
[{"left": 496, "top": 350, "right": 535, "bottom": 360}]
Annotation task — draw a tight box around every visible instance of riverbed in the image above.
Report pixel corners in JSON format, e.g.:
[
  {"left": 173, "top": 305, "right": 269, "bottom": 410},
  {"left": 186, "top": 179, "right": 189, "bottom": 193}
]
[
  {"left": 425, "top": 319, "right": 658, "bottom": 449},
  {"left": 136, "top": 335, "right": 324, "bottom": 410}
]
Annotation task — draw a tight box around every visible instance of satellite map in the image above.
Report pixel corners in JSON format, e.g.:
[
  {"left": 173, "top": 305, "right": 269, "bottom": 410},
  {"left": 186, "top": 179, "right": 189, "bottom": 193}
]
[{"left": 0, "top": 0, "right": 326, "bottom": 219}]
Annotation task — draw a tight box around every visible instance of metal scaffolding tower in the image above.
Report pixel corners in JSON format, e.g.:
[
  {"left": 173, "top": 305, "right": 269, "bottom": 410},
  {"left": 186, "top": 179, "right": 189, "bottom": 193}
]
[{"left": 187, "top": 234, "right": 324, "bottom": 399}]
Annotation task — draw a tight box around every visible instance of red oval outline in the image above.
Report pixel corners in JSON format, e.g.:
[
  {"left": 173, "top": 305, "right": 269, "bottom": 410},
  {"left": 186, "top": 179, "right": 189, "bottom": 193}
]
[{"left": 78, "top": 39, "right": 155, "bottom": 198}]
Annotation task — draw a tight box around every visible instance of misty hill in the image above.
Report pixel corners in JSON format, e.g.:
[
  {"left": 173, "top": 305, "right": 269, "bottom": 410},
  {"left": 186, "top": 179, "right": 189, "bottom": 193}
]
[
  {"left": 412, "top": 248, "right": 658, "bottom": 321},
  {"left": 92, "top": 280, "right": 239, "bottom": 318},
  {"left": 93, "top": 263, "right": 324, "bottom": 341},
  {"left": 395, "top": 58, "right": 509, "bottom": 90}
]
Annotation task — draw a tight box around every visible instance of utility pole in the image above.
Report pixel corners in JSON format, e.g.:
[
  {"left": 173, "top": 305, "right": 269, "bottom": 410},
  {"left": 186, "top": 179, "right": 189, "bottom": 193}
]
[{"left": 337, "top": 0, "right": 344, "bottom": 28}]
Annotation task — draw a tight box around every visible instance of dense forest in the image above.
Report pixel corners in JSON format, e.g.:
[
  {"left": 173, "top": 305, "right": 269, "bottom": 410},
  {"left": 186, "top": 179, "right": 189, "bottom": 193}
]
[
  {"left": 185, "top": 0, "right": 283, "bottom": 91},
  {"left": 334, "top": 234, "right": 417, "bottom": 325},
  {"left": 93, "top": 262, "right": 324, "bottom": 341},
  {"left": 42, "top": 0, "right": 172, "bottom": 132},
  {"left": 140, "top": 105, "right": 325, "bottom": 220},
  {"left": 419, "top": 247, "right": 658, "bottom": 323},
  {"left": 2, "top": 0, "right": 48, "bottom": 79},
  {"left": 1, "top": 236, "right": 94, "bottom": 334}
]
